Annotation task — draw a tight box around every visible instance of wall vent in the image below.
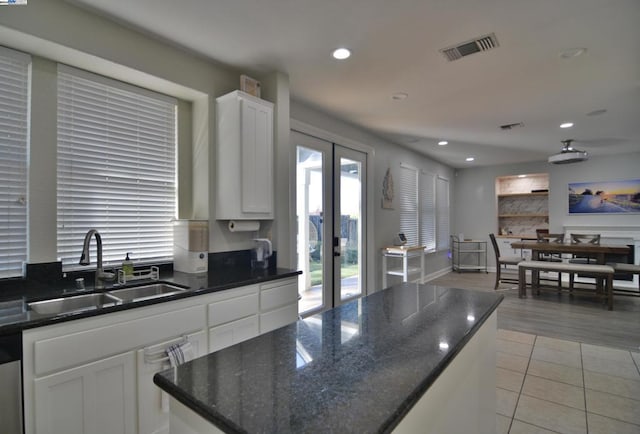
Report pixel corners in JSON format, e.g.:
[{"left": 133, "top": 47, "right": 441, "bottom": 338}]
[{"left": 440, "top": 33, "right": 499, "bottom": 62}]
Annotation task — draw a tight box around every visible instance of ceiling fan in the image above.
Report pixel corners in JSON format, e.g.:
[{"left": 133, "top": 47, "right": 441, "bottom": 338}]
[{"left": 548, "top": 139, "right": 589, "bottom": 164}]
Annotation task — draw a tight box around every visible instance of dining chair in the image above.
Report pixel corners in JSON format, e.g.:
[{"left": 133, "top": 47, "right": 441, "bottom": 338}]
[
  {"left": 568, "top": 234, "right": 601, "bottom": 290},
  {"left": 535, "top": 231, "right": 565, "bottom": 288},
  {"left": 489, "top": 233, "right": 522, "bottom": 290}
]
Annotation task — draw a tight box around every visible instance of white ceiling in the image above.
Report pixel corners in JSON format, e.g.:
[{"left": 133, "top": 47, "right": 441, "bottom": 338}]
[{"left": 69, "top": 0, "right": 640, "bottom": 168}]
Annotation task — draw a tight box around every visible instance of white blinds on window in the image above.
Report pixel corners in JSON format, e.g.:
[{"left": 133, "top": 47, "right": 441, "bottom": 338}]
[
  {"left": 436, "top": 176, "right": 450, "bottom": 250},
  {"left": 57, "top": 66, "right": 177, "bottom": 268},
  {"left": 399, "top": 165, "right": 419, "bottom": 246},
  {"left": 420, "top": 171, "right": 436, "bottom": 251},
  {"left": 0, "top": 47, "right": 29, "bottom": 278}
]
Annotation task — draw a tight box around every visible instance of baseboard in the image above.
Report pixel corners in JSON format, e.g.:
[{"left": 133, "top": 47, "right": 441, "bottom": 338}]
[{"left": 421, "top": 266, "right": 453, "bottom": 283}]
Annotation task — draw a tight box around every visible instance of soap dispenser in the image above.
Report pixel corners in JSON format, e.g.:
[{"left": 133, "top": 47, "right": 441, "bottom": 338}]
[{"left": 122, "top": 252, "right": 134, "bottom": 277}]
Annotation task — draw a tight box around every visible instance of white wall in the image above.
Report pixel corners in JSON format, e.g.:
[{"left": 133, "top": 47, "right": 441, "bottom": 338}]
[
  {"left": 453, "top": 152, "right": 640, "bottom": 267},
  {"left": 291, "top": 101, "right": 455, "bottom": 291},
  {"left": 3, "top": 0, "right": 457, "bottom": 287},
  {"left": 0, "top": 0, "right": 294, "bottom": 263}
]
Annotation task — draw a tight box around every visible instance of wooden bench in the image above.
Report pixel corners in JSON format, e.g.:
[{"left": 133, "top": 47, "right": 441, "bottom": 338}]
[{"left": 518, "top": 260, "right": 615, "bottom": 310}]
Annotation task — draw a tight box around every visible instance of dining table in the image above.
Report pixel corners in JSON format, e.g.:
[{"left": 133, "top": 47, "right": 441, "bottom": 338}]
[
  {"left": 510, "top": 241, "right": 630, "bottom": 264},
  {"left": 510, "top": 241, "right": 631, "bottom": 290}
]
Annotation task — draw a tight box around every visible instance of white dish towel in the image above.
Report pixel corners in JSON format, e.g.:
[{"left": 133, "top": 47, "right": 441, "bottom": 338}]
[{"left": 166, "top": 340, "right": 195, "bottom": 368}]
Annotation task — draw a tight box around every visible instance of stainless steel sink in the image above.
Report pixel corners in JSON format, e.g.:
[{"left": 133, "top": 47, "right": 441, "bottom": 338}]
[
  {"left": 107, "top": 283, "right": 187, "bottom": 302},
  {"left": 29, "top": 293, "right": 120, "bottom": 315}
]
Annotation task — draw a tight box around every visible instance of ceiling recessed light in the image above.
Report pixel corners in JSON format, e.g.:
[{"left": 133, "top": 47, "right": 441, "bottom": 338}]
[
  {"left": 465, "top": 157, "right": 475, "bottom": 162},
  {"left": 438, "top": 140, "right": 448, "bottom": 146},
  {"left": 332, "top": 48, "right": 351, "bottom": 60},
  {"left": 560, "top": 122, "right": 574, "bottom": 129},
  {"left": 392, "top": 92, "right": 408, "bottom": 100},
  {"left": 559, "top": 47, "right": 586, "bottom": 59}
]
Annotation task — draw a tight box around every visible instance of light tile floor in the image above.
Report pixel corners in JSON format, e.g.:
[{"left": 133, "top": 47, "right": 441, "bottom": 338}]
[{"left": 496, "top": 329, "right": 640, "bottom": 434}]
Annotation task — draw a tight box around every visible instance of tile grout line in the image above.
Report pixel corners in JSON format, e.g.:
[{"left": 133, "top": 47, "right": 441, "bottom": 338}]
[
  {"left": 506, "top": 333, "right": 536, "bottom": 434},
  {"left": 580, "top": 342, "right": 589, "bottom": 434}
]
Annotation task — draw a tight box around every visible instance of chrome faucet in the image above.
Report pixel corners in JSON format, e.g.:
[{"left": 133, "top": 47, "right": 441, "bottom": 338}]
[{"left": 79, "top": 229, "right": 115, "bottom": 290}]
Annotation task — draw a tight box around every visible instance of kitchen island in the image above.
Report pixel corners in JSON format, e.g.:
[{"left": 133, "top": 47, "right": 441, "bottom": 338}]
[{"left": 154, "top": 283, "right": 502, "bottom": 433}]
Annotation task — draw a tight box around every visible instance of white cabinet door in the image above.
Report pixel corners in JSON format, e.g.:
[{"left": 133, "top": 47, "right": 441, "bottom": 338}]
[
  {"left": 240, "top": 97, "right": 273, "bottom": 214},
  {"left": 259, "top": 277, "right": 299, "bottom": 334},
  {"left": 33, "top": 351, "right": 136, "bottom": 434},
  {"left": 216, "top": 90, "right": 274, "bottom": 220},
  {"left": 137, "top": 330, "right": 207, "bottom": 434},
  {"left": 260, "top": 303, "right": 299, "bottom": 334},
  {"left": 209, "top": 315, "right": 260, "bottom": 353},
  {"left": 497, "top": 238, "right": 517, "bottom": 256}
]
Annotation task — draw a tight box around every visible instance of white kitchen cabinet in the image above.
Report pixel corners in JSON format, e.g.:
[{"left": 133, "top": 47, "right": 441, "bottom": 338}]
[
  {"left": 33, "top": 351, "right": 136, "bottom": 434},
  {"left": 259, "top": 277, "right": 299, "bottom": 333},
  {"left": 22, "top": 275, "right": 299, "bottom": 434},
  {"left": 137, "top": 330, "right": 207, "bottom": 434},
  {"left": 23, "top": 300, "right": 207, "bottom": 434},
  {"left": 208, "top": 316, "right": 260, "bottom": 353},
  {"left": 215, "top": 90, "right": 274, "bottom": 220},
  {"left": 207, "top": 284, "right": 260, "bottom": 352},
  {"left": 496, "top": 237, "right": 530, "bottom": 259}
]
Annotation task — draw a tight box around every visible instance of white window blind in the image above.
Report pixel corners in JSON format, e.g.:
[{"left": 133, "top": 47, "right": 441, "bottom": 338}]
[
  {"left": 0, "top": 47, "right": 30, "bottom": 278},
  {"left": 436, "top": 176, "right": 450, "bottom": 250},
  {"left": 398, "top": 164, "right": 418, "bottom": 246},
  {"left": 420, "top": 171, "right": 436, "bottom": 251},
  {"left": 57, "top": 66, "right": 177, "bottom": 269}
]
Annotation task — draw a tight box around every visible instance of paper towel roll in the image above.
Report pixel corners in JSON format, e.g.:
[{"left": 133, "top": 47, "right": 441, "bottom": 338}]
[{"left": 228, "top": 220, "right": 260, "bottom": 232}]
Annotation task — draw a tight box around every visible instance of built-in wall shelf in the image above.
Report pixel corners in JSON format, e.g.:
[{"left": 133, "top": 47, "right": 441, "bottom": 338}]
[
  {"left": 496, "top": 173, "right": 549, "bottom": 236},
  {"left": 498, "top": 213, "right": 549, "bottom": 218},
  {"left": 497, "top": 192, "right": 548, "bottom": 198}
]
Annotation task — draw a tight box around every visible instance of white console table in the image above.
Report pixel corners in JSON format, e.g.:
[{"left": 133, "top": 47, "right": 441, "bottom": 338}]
[{"left": 382, "top": 245, "right": 425, "bottom": 287}]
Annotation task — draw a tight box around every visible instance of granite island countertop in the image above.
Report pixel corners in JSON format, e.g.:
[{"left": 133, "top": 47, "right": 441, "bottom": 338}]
[{"left": 154, "top": 282, "right": 503, "bottom": 433}]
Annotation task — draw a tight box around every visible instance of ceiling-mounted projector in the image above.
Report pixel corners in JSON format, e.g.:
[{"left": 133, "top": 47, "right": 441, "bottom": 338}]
[{"left": 548, "top": 139, "right": 589, "bottom": 164}]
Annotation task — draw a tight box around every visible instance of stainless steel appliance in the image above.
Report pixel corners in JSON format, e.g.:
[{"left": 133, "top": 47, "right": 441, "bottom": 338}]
[{"left": 0, "top": 331, "right": 22, "bottom": 434}]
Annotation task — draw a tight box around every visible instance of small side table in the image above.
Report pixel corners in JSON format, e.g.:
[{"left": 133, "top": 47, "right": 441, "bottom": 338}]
[
  {"left": 382, "top": 245, "right": 425, "bottom": 287},
  {"left": 451, "top": 236, "right": 487, "bottom": 273}
]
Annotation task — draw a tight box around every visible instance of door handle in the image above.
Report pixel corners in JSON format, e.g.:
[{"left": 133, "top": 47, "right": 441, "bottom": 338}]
[{"left": 333, "top": 237, "right": 341, "bottom": 256}]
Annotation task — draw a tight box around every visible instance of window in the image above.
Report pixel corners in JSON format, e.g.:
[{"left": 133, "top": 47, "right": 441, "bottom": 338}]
[
  {"left": 0, "top": 47, "right": 30, "bottom": 278},
  {"left": 398, "top": 164, "right": 418, "bottom": 246},
  {"left": 398, "top": 164, "right": 449, "bottom": 252},
  {"left": 420, "top": 171, "right": 436, "bottom": 251},
  {"left": 57, "top": 66, "right": 177, "bottom": 268},
  {"left": 436, "top": 176, "right": 450, "bottom": 250}
]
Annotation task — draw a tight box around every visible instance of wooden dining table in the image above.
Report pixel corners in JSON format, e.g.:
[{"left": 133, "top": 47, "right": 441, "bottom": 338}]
[
  {"left": 510, "top": 241, "right": 630, "bottom": 264},
  {"left": 510, "top": 241, "right": 631, "bottom": 290}
]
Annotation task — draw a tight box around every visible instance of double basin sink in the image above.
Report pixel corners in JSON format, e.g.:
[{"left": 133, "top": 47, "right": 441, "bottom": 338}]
[{"left": 28, "top": 283, "right": 188, "bottom": 315}]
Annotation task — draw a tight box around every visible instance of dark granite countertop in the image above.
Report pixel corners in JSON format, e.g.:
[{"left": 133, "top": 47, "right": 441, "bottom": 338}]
[
  {"left": 154, "top": 283, "right": 503, "bottom": 434},
  {"left": 0, "top": 267, "right": 300, "bottom": 335}
]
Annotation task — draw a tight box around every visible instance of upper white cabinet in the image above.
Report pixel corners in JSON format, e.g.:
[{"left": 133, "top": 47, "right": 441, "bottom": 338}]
[{"left": 216, "top": 90, "right": 274, "bottom": 220}]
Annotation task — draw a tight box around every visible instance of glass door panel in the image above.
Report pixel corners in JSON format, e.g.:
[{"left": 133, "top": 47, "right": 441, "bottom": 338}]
[
  {"left": 334, "top": 146, "right": 366, "bottom": 304},
  {"left": 294, "top": 132, "right": 367, "bottom": 315},
  {"left": 295, "top": 133, "right": 332, "bottom": 315}
]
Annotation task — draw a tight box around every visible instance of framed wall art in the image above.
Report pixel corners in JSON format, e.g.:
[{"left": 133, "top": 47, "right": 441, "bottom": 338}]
[{"left": 568, "top": 179, "right": 640, "bottom": 214}]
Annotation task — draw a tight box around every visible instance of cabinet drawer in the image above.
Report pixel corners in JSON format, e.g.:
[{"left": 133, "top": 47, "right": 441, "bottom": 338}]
[
  {"left": 208, "top": 292, "right": 259, "bottom": 327},
  {"left": 260, "top": 278, "right": 298, "bottom": 312},
  {"left": 208, "top": 316, "right": 259, "bottom": 353},
  {"left": 260, "top": 303, "right": 298, "bottom": 334},
  {"left": 33, "top": 305, "right": 205, "bottom": 376}
]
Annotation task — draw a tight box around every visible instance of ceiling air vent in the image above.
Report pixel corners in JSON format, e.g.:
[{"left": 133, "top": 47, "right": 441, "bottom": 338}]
[{"left": 440, "top": 33, "right": 499, "bottom": 62}]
